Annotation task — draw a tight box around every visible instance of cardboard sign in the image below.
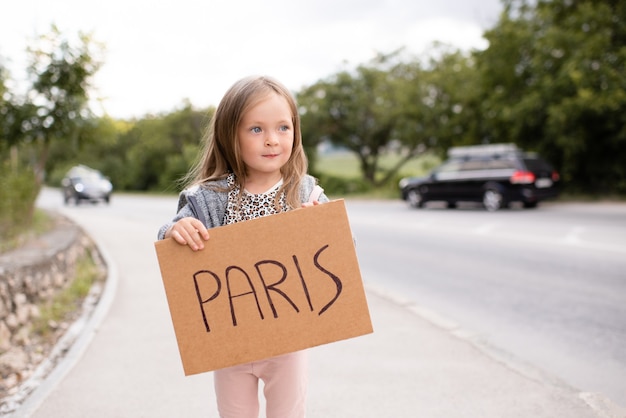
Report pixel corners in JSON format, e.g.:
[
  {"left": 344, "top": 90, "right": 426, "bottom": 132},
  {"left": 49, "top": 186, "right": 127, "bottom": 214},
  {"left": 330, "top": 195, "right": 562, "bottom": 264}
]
[{"left": 154, "top": 199, "right": 373, "bottom": 375}]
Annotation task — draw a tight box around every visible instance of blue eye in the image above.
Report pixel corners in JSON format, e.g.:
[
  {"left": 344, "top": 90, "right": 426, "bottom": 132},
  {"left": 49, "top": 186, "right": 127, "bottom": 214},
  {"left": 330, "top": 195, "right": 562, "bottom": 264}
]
[
  {"left": 279, "top": 125, "right": 290, "bottom": 132},
  {"left": 251, "top": 127, "right": 262, "bottom": 133}
]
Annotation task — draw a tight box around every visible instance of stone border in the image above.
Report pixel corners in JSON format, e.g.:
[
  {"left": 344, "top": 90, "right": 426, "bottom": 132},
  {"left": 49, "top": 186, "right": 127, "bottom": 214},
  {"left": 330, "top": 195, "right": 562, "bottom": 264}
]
[{"left": 0, "top": 213, "right": 108, "bottom": 415}]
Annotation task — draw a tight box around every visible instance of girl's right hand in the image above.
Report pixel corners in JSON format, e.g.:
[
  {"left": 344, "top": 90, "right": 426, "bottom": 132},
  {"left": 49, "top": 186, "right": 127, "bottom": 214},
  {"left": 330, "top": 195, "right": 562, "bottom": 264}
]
[
  {"left": 166, "top": 217, "right": 210, "bottom": 251},
  {"left": 301, "top": 200, "right": 320, "bottom": 208}
]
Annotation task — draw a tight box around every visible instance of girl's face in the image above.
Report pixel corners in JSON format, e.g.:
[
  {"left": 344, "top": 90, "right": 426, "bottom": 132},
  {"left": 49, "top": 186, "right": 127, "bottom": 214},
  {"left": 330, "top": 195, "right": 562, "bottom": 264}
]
[{"left": 237, "top": 92, "right": 294, "bottom": 185}]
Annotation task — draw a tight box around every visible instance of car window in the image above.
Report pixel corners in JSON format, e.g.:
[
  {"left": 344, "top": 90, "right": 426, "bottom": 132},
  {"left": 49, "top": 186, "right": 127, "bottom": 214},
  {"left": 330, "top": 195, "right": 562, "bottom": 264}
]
[
  {"left": 487, "top": 158, "right": 518, "bottom": 169},
  {"left": 459, "top": 160, "right": 489, "bottom": 171},
  {"left": 523, "top": 157, "right": 553, "bottom": 171}
]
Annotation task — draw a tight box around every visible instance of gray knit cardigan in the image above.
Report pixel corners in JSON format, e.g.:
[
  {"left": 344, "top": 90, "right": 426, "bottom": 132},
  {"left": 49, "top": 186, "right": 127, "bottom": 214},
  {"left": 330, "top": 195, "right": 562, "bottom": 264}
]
[{"left": 157, "top": 174, "right": 327, "bottom": 240}]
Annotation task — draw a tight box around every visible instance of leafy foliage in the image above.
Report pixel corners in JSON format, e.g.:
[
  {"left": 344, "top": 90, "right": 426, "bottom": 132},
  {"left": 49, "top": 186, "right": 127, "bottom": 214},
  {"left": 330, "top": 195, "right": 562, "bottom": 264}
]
[
  {"left": 25, "top": 25, "right": 103, "bottom": 182},
  {"left": 0, "top": 161, "right": 40, "bottom": 242},
  {"left": 475, "top": 0, "right": 626, "bottom": 193},
  {"left": 46, "top": 103, "right": 211, "bottom": 193},
  {"left": 2, "top": 1, "right": 626, "bottom": 202},
  {"left": 298, "top": 47, "right": 481, "bottom": 187}
]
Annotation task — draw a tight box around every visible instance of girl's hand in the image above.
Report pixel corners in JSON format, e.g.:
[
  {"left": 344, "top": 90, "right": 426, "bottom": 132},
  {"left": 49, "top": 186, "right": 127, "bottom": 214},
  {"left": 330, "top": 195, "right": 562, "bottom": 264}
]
[
  {"left": 166, "top": 217, "right": 210, "bottom": 251},
  {"left": 301, "top": 200, "right": 320, "bottom": 208}
]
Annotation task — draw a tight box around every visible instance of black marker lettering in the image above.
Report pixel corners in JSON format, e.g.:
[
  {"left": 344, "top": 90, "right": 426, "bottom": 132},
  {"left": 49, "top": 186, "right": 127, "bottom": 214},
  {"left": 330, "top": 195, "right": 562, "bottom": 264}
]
[
  {"left": 255, "top": 260, "right": 299, "bottom": 318},
  {"left": 314, "top": 245, "right": 343, "bottom": 315},
  {"left": 225, "top": 266, "right": 264, "bottom": 326},
  {"left": 192, "top": 270, "right": 221, "bottom": 333},
  {"left": 292, "top": 254, "right": 314, "bottom": 312}
]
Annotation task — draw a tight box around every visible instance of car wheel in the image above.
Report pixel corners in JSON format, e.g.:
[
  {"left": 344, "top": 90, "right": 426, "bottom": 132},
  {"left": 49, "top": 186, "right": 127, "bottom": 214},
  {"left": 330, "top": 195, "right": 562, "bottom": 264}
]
[
  {"left": 523, "top": 201, "right": 538, "bottom": 209},
  {"left": 407, "top": 189, "right": 424, "bottom": 208},
  {"left": 447, "top": 201, "right": 457, "bottom": 209},
  {"left": 483, "top": 189, "right": 503, "bottom": 211}
]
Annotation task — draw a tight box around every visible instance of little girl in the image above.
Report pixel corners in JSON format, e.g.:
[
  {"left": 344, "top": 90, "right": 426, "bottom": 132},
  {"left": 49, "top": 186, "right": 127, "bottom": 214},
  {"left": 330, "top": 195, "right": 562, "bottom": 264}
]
[{"left": 158, "top": 75, "right": 328, "bottom": 418}]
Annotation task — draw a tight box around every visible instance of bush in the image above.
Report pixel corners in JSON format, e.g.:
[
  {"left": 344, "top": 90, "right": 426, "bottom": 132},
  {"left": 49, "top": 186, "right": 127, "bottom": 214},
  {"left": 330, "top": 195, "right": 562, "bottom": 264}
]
[{"left": 0, "top": 161, "right": 41, "bottom": 243}]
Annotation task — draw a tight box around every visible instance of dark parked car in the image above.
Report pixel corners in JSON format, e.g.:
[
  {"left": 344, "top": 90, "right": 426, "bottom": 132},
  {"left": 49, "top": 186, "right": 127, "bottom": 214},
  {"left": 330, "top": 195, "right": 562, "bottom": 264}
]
[
  {"left": 61, "top": 165, "right": 113, "bottom": 205},
  {"left": 399, "top": 144, "right": 560, "bottom": 211}
]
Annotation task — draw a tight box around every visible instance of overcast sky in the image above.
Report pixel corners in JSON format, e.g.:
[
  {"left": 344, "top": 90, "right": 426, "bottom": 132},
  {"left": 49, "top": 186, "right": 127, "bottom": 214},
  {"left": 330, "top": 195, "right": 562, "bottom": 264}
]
[{"left": 1, "top": 0, "right": 502, "bottom": 119}]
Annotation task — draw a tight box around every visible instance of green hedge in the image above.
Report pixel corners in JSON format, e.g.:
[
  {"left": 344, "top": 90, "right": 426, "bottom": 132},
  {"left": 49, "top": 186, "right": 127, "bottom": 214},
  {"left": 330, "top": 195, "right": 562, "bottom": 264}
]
[{"left": 0, "top": 161, "right": 41, "bottom": 242}]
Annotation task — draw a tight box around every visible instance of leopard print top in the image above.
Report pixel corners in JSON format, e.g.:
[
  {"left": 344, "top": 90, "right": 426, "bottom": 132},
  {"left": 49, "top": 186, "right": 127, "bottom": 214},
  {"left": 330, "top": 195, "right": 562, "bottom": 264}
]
[{"left": 223, "top": 173, "right": 289, "bottom": 224}]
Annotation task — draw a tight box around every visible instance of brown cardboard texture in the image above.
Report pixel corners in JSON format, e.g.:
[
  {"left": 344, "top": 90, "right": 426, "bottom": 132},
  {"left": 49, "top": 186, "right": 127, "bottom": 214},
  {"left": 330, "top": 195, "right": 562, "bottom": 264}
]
[{"left": 154, "top": 199, "right": 373, "bottom": 376}]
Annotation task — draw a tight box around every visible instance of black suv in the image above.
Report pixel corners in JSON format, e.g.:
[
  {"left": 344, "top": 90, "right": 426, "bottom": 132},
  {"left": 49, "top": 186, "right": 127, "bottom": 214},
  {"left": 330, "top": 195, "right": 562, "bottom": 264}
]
[{"left": 399, "top": 144, "right": 560, "bottom": 211}]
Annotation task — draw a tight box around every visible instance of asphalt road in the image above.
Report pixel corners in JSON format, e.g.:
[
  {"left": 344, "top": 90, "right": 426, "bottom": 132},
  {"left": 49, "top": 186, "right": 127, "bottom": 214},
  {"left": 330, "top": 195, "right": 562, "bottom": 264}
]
[
  {"left": 345, "top": 199, "right": 626, "bottom": 406},
  {"left": 32, "top": 189, "right": 626, "bottom": 410}
]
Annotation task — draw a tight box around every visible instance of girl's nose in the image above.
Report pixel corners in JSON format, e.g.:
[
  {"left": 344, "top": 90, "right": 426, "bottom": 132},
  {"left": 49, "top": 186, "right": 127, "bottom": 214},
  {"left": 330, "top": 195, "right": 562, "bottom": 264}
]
[{"left": 265, "top": 133, "right": 278, "bottom": 146}]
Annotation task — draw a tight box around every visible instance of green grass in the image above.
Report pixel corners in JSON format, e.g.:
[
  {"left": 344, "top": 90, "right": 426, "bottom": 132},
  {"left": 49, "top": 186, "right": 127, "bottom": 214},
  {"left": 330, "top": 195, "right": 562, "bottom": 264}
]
[
  {"left": 315, "top": 151, "right": 440, "bottom": 180},
  {"left": 315, "top": 152, "right": 361, "bottom": 178},
  {"left": 0, "top": 209, "right": 55, "bottom": 254},
  {"left": 314, "top": 151, "right": 441, "bottom": 198},
  {"left": 32, "top": 253, "right": 102, "bottom": 339}
]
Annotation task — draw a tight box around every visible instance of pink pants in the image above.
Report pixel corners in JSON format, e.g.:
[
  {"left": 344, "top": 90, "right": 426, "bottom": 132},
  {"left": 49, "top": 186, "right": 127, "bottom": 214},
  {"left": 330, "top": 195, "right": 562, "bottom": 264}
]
[{"left": 214, "top": 350, "right": 308, "bottom": 418}]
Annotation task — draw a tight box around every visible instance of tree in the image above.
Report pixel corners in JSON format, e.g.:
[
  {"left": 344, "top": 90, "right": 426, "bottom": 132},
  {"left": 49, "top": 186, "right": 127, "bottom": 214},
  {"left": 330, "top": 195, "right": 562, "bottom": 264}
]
[
  {"left": 299, "top": 52, "right": 440, "bottom": 186},
  {"left": 475, "top": 0, "right": 626, "bottom": 194},
  {"left": 117, "top": 103, "right": 209, "bottom": 192},
  {"left": 0, "top": 61, "right": 7, "bottom": 136},
  {"left": 0, "top": 61, "right": 40, "bottom": 241},
  {"left": 0, "top": 61, "right": 19, "bottom": 156},
  {"left": 25, "top": 25, "right": 103, "bottom": 183},
  {"left": 394, "top": 45, "right": 480, "bottom": 158},
  {"left": 298, "top": 48, "right": 478, "bottom": 186},
  {"left": 298, "top": 55, "right": 399, "bottom": 185}
]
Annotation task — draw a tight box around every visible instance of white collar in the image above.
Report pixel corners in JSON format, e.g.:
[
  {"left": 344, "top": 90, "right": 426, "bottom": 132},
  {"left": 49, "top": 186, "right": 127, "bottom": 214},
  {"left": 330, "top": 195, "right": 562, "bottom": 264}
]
[{"left": 244, "top": 178, "right": 283, "bottom": 195}]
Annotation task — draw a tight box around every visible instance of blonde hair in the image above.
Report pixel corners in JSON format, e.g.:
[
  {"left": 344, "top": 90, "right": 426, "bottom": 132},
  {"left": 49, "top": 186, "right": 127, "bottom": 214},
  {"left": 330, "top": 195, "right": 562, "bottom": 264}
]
[{"left": 186, "top": 75, "right": 308, "bottom": 209}]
